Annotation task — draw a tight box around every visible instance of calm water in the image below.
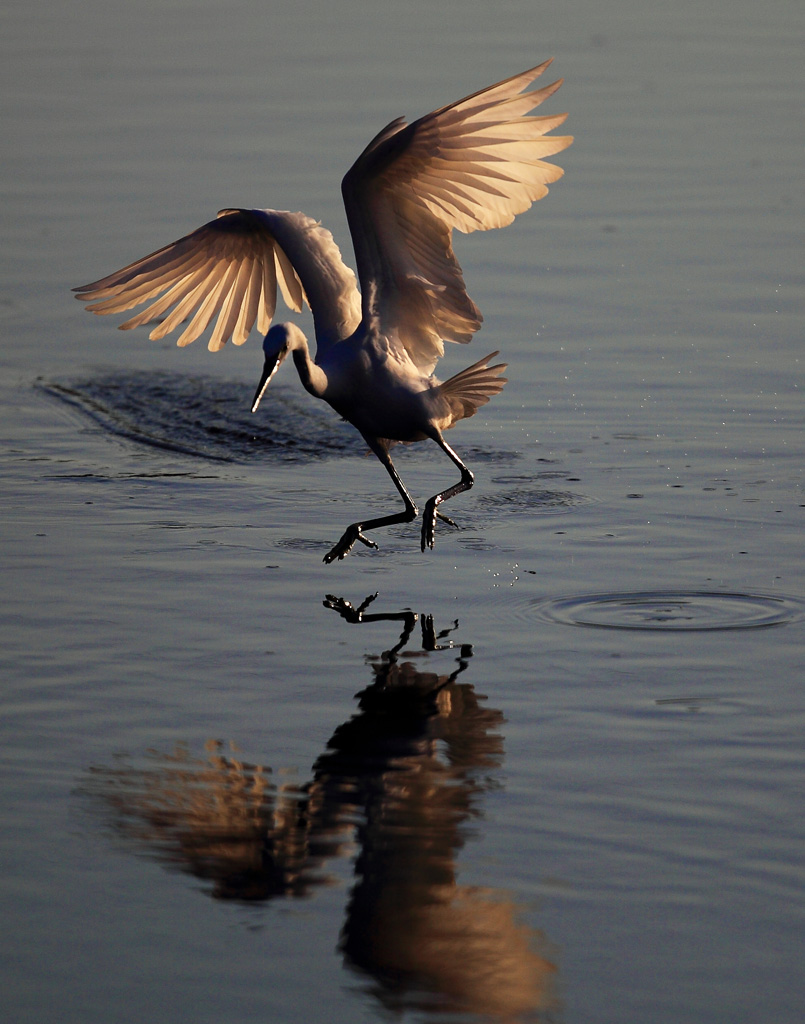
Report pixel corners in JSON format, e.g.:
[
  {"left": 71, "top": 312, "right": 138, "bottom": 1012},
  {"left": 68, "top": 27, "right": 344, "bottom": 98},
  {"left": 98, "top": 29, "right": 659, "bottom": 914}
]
[{"left": 2, "top": 1, "right": 803, "bottom": 1021}]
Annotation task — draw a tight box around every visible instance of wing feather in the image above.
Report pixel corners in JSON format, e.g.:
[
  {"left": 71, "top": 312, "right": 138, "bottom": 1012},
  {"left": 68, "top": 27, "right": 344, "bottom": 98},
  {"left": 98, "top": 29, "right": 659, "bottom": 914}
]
[
  {"left": 117, "top": 261, "right": 215, "bottom": 332},
  {"left": 82, "top": 248, "right": 212, "bottom": 312},
  {"left": 176, "top": 260, "right": 239, "bottom": 348},
  {"left": 258, "top": 249, "right": 278, "bottom": 334},
  {"left": 146, "top": 261, "right": 220, "bottom": 339},
  {"left": 74, "top": 209, "right": 361, "bottom": 352},
  {"left": 342, "top": 59, "right": 572, "bottom": 373},
  {"left": 273, "top": 244, "right": 305, "bottom": 313},
  {"left": 207, "top": 259, "right": 252, "bottom": 351},
  {"left": 233, "top": 261, "right": 264, "bottom": 346},
  {"left": 75, "top": 64, "right": 570, "bottom": 367}
]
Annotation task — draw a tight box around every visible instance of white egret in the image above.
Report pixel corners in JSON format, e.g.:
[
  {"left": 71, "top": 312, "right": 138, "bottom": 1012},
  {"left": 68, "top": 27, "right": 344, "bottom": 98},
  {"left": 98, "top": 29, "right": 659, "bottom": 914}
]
[{"left": 74, "top": 61, "right": 572, "bottom": 562}]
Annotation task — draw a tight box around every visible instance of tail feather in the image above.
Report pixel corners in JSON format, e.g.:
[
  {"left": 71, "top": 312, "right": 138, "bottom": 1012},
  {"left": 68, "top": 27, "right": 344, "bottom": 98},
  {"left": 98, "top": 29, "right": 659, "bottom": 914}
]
[{"left": 440, "top": 350, "right": 508, "bottom": 423}]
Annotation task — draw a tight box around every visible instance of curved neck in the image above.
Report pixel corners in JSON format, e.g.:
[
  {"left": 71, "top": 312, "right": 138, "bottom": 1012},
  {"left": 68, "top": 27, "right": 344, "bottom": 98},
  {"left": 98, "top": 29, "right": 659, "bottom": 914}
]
[{"left": 290, "top": 341, "right": 328, "bottom": 400}]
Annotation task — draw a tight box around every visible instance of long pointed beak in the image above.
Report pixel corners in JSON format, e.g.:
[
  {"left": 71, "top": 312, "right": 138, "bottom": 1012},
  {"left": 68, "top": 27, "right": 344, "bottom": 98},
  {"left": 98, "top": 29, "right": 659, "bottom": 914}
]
[{"left": 251, "top": 353, "right": 283, "bottom": 413}]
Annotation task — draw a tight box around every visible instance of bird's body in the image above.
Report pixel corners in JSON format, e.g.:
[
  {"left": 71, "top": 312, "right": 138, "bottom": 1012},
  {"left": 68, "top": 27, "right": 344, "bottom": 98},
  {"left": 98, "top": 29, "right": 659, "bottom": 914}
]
[
  {"left": 75, "top": 62, "right": 572, "bottom": 561},
  {"left": 311, "top": 328, "right": 471, "bottom": 442}
]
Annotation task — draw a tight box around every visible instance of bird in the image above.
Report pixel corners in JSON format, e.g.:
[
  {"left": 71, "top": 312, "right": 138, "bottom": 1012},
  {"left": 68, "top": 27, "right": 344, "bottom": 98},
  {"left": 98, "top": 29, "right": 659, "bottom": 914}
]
[{"left": 74, "top": 61, "right": 572, "bottom": 563}]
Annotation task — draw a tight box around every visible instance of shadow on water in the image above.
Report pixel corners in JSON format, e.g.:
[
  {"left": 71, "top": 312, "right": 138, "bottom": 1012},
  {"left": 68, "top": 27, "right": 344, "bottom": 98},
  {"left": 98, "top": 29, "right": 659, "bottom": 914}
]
[
  {"left": 83, "top": 594, "right": 559, "bottom": 1022},
  {"left": 38, "top": 372, "right": 364, "bottom": 462}
]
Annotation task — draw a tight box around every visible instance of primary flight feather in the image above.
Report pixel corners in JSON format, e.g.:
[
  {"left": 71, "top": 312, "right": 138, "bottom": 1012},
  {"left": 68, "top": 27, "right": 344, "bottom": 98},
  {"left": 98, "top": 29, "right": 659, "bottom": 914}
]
[{"left": 74, "top": 60, "right": 572, "bottom": 561}]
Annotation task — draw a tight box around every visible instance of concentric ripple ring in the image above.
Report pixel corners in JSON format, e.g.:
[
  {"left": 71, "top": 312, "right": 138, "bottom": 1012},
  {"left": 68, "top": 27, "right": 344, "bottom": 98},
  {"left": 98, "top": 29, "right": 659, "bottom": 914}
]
[{"left": 534, "top": 590, "right": 805, "bottom": 631}]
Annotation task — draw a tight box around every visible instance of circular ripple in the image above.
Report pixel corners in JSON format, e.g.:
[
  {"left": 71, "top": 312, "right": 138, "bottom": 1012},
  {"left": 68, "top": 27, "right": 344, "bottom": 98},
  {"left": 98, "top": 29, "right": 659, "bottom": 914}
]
[
  {"left": 478, "top": 487, "right": 595, "bottom": 515},
  {"left": 534, "top": 590, "right": 805, "bottom": 631}
]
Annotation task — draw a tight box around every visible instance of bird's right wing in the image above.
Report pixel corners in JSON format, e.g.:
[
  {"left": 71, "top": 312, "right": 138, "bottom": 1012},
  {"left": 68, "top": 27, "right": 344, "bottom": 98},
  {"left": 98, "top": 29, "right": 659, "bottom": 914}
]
[
  {"left": 74, "top": 209, "right": 361, "bottom": 351},
  {"left": 341, "top": 60, "right": 572, "bottom": 374}
]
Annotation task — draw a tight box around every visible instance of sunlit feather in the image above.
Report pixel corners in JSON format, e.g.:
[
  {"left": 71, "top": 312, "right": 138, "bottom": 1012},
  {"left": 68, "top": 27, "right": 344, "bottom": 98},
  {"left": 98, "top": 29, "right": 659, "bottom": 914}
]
[{"left": 74, "top": 63, "right": 572, "bottom": 561}]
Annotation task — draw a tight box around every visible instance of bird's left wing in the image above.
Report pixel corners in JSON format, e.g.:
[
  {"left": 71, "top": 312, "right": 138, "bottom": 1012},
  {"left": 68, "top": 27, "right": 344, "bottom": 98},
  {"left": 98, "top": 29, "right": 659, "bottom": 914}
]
[
  {"left": 74, "top": 209, "right": 361, "bottom": 351},
  {"left": 342, "top": 60, "right": 573, "bottom": 374}
]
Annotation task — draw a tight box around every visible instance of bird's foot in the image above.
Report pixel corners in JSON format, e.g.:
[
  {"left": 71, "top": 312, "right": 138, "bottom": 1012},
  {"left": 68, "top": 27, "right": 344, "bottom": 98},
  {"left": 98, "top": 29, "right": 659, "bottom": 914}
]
[
  {"left": 421, "top": 501, "right": 438, "bottom": 551},
  {"left": 421, "top": 502, "right": 459, "bottom": 551},
  {"left": 323, "top": 524, "right": 379, "bottom": 563}
]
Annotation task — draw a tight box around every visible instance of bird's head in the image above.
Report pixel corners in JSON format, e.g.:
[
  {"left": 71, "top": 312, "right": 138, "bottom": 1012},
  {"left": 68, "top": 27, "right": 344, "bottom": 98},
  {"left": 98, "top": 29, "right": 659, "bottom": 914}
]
[{"left": 251, "top": 324, "right": 294, "bottom": 412}]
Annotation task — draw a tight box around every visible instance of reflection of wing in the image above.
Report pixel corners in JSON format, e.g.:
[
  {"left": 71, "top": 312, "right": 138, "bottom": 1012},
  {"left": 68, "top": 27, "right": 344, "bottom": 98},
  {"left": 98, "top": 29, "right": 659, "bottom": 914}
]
[
  {"left": 73, "top": 209, "right": 361, "bottom": 352},
  {"left": 342, "top": 59, "right": 572, "bottom": 373}
]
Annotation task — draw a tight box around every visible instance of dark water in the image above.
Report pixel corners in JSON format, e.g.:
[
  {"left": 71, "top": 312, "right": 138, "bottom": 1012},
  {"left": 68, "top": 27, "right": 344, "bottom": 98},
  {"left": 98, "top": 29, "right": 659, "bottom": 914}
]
[
  {"left": 2, "top": 1, "right": 803, "bottom": 1022},
  {"left": 37, "top": 374, "right": 365, "bottom": 462}
]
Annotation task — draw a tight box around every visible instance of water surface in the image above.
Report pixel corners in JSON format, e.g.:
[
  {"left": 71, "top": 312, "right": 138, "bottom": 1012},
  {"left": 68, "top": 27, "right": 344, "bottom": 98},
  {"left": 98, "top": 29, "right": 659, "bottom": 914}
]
[{"left": 1, "top": 1, "right": 803, "bottom": 1022}]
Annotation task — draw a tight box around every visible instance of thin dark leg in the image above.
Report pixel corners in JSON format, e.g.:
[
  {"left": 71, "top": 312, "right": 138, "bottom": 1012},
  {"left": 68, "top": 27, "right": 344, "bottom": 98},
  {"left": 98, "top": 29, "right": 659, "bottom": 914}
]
[
  {"left": 324, "top": 439, "right": 419, "bottom": 563},
  {"left": 421, "top": 434, "right": 474, "bottom": 551}
]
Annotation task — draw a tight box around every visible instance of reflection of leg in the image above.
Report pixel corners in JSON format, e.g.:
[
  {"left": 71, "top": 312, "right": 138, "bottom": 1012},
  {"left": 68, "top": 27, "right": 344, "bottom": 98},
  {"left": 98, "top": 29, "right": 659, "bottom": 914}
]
[
  {"left": 324, "top": 441, "right": 419, "bottom": 563},
  {"left": 323, "top": 593, "right": 381, "bottom": 622},
  {"left": 324, "top": 593, "right": 419, "bottom": 656},
  {"left": 421, "top": 435, "right": 474, "bottom": 551},
  {"left": 324, "top": 596, "right": 473, "bottom": 678},
  {"left": 420, "top": 615, "right": 460, "bottom": 651}
]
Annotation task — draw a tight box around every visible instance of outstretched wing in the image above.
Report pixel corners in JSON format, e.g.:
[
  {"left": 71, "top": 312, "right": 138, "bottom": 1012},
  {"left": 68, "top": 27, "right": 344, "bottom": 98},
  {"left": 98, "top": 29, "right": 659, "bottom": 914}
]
[
  {"left": 341, "top": 59, "right": 572, "bottom": 374},
  {"left": 73, "top": 209, "right": 361, "bottom": 352}
]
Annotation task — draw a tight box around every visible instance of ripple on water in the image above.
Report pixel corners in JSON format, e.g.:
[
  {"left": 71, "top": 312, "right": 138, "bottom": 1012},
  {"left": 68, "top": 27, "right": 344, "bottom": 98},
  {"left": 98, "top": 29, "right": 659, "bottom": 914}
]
[
  {"left": 479, "top": 485, "right": 595, "bottom": 515},
  {"left": 39, "top": 372, "right": 363, "bottom": 463},
  {"left": 533, "top": 590, "right": 805, "bottom": 632}
]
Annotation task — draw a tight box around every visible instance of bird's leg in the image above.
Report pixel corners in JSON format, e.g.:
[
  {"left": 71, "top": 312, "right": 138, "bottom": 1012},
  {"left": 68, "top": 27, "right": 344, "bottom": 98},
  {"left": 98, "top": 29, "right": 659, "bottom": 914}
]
[
  {"left": 324, "top": 441, "right": 419, "bottom": 563},
  {"left": 421, "top": 434, "right": 474, "bottom": 552}
]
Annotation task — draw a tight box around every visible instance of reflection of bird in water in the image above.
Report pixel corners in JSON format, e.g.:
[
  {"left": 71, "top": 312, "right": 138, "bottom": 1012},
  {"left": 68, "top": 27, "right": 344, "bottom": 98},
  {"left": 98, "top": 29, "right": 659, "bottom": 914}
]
[
  {"left": 85, "top": 595, "right": 558, "bottom": 1020},
  {"left": 74, "top": 63, "right": 572, "bottom": 561},
  {"left": 323, "top": 596, "right": 559, "bottom": 1019}
]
